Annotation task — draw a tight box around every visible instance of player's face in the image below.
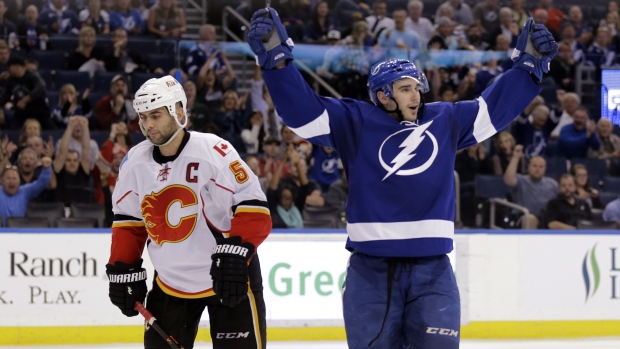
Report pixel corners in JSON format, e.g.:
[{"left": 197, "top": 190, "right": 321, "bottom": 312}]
[
  {"left": 140, "top": 106, "right": 179, "bottom": 146},
  {"left": 2, "top": 169, "right": 20, "bottom": 196},
  {"left": 389, "top": 79, "right": 422, "bottom": 122}
]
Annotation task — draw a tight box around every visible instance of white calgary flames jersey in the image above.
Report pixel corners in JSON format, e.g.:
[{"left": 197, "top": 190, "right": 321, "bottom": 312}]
[{"left": 110, "top": 131, "right": 271, "bottom": 298}]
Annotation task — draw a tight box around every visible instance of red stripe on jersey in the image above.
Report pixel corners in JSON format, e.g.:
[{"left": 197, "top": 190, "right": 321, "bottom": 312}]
[
  {"left": 228, "top": 211, "right": 272, "bottom": 249},
  {"left": 210, "top": 178, "right": 235, "bottom": 194},
  {"left": 115, "top": 190, "right": 134, "bottom": 205},
  {"left": 108, "top": 224, "right": 148, "bottom": 264}
]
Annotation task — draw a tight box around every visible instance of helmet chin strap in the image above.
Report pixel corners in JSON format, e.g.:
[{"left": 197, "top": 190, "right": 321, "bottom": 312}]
[
  {"left": 157, "top": 126, "right": 184, "bottom": 147},
  {"left": 382, "top": 92, "right": 425, "bottom": 122}
]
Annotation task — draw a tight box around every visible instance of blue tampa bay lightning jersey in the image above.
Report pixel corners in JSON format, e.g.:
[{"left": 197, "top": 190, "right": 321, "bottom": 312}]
[{"left": 263, "top": 64, "right": 541, "bottom": 257}]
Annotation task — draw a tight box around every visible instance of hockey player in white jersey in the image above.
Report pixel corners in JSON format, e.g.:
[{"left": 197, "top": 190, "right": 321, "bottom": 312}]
[
  {"left": 106, "top": 75, "right": 271, "bottom": 349},
  {"left": 247, "top": 6, "right": 557, "bottom": 349}
]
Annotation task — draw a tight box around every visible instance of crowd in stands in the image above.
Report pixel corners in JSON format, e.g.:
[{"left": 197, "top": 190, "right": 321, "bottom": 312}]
[{"left": 1, "top": 0, "right": 620, "bottom": 230}]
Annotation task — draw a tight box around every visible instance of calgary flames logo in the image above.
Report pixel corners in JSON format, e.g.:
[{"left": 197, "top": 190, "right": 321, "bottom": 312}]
[{"left": 141, "top": 185, "right": 198, "bottom": 245}]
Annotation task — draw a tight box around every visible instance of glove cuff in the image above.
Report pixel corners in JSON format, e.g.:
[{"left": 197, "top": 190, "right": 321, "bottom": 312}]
[
  {"left": 512, "top": 51, "right": 546, "bottom": 82},
  {"left": 212, "top": 236, "right": 255, "bottom": 260},
  {"left": 106, "top": 259, "right": 147, "bottom": 284}
]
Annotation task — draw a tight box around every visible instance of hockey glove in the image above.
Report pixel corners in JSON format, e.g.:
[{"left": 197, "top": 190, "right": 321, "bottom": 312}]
[
  {"left": 511, "top": 17, "right": 559, "bottom": 82},
  {"left": 210, "top": 236, "right": 255, "bottom": 307},
  {"left": 247, "top": 7, "right": 294, "bottom": 70},
  {"left": 106, "top": 259, "right": 147, "bottom": 317}
]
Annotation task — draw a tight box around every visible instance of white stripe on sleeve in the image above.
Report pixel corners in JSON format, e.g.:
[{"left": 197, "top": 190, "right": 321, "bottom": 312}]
[
  {"left": 473, "top": 97, "right": 497, "bottom": 142},
  {"left": 288, "top": 109, "right": 331, "bottom": 139}
]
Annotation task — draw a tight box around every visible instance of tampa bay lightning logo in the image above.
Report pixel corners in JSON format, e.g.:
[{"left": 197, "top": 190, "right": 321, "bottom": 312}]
[{"left": 378, "top": 121, "right": 438, "bottom": 180}]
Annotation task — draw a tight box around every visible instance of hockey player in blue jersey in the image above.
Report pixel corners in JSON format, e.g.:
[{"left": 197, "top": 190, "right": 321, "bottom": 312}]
[{"left": 248, "top": 7, "right": 557, "bottom": 348}]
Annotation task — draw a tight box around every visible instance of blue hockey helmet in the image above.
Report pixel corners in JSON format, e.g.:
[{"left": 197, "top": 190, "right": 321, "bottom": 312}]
[{"left": 367, "top": 59, "right": 429, "bottom": 106}]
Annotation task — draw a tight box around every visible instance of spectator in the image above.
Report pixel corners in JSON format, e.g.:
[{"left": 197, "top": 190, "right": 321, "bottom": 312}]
[
  {"left": 504, "top": 145, "right": 558, "bottom": 228},
  {"left": 304, "top": 1, "right": 334, "bottom": 45},
  {"left": 492, "top": 131, "right": 525, "bottom": 175},
  {"left": 308, "top": 146, "right": 340, "bottom": 193},
  {"left": 54, "top": 113, "right": 99, "bottom": 169},
  {"left": 378, "top": 8, "right": 421, "bottom": 55},
  {"left": 251, "top": 66, "right": 283, "bottom": 140},
  {"left": 455, "top": 143, "right": 493, "bottom": 227},
  {"left": 557, "top": 107, "right": 600, "bottom": 159},
  {"left": 278, "top": 0, "right": 311, "bottom": 43},
  {"left": 66, "top": 26, "right": 106, "bottom": 72},
  {"left": 0, "top": 56, "right": 51, "bottom": 130},
  {"left": 585, "top": 26, "right": 616, "bottom": 69},
  {"left": 472, "top": 0, "right": 499, "bottom": 37},
  {"left": 600, "top": 10, "right": 620, "bottom": 37},
  {"left": 213, "top": 89, "right": 249, "bottom": 152},
  {"left": 0, "top": 132, "right": 17, "bottom": 169},
  {"left": 259, "top": 136, "right": 290, "bottom": 179},
  {"left": 332, "top": 0, "right": 370, "bottom": 36},
  {"left": 99, "top": 167, "right": 112, "bottom": 227},
  {"left": 365, "top": 0, "right": 394, "bottom": 41},
  {"left": 427, "top": 16, "right": 458, "bottom": 50},
  {"left": 51, "top": 83, "right": 92, "bottom": 128},
  {"left": 570, "top": 163, "right": 603, "bottom": 209},
  {"left": 104, "top": 27, "right": 162, "bottom": 73},
  {"left": 513, "top": 104, "right": 552, "bottom": 159},
  {"left": 109, "top": 0, "right": 143, "bottom": 35},
  {"left": 550, "top": 91, "right": 580, "bottom": 139},
  {"left": 463, "top": 24, "right": 489, "bottom": 50},
  {"left": 25, "top": 134, "right": 54, "bottom": 160},
  {"left": 0, "top": 157, "right": 51, "bottom": 225},
  {"left": 0, "top": 0, "right": 16, "bottom": 44},
  {"left": 486, "top": 7, "right": 518, "bottom": 48},
  {"left": 244, "top": 154, "right": 268, "bottom": 193},
  {"left": 532, "top": 9, "right": 558, "bottom": 41},
  {"left": 267, "top": 145, "right": 306, "bottom": 229},
  {"left": 185, "top": 24, "right": 224, "bottom": 77},
  {"left": 510, "top": 0, "right": 529, "bottom": 27},
  {"left": 196, "top": 50, "right": 235, "bottom": 111},
  {"left": 17, "top": 118, "right": 41, "bottom": 148},
  {"left": 545, "top": 174, "right": 592, "bottom": 229},
  {"left": 0, "top": 39, "right": 9, "bottom": 91},
  {"left": 326, "top": 159, "right": 348, "bottom": 215},
  {"left": 279, "top": 124, "right": 311, "bottom": 162},
  {"left": 16, "top": 146, "right": 56, "bottom": 201},
  {"left": 147, "top": 0, "right": 185, "bottom": 38},
  {"left": 38, "top": 0, "right": 80, "bottom": 35},
  {"left": 241, "top": 110, "right": 264, "bottom": 155},
  {"left": 602, "top": 194, "right": 620, "bottom": 225},
  {"left": 533, "top": 0, "right": 563, "bottom": 34},
  {"left": 404, "top": 0, "right": 433, "bottom": 46},
  {"left": 94, "top": 74, "right": 139, "bottom": 132},
  {"left": 559, "top": 23, "right": 586, "bottom": 63},
  {"left": 549, "top": 40, "right": 576, "bottom": 91},
  {"left": 565, "top": 5, "right": 592, "bottom": 46},
  {"left": 79, "top": 0, "right": 110, "bottom": 34},
  {"left": 93, "top": 122, "right": 129, "bottom": 203},
  {"left": 436, "top": 0, "right": 473, "bottom": 27},
  {"left": 589, "top": 118, "right": 620, "bottom": 174},
  {"left": 336, "top": 20, "right": 375, "bottom": 100},
  {"left": 17, "top": 5, "right": 49, "bottom": 53},
  {"left": 52, "top": 116, "right": 92, "bottom": 207},
  {"left": 183, "top": 80, "right": 210, "bottom": 131}
]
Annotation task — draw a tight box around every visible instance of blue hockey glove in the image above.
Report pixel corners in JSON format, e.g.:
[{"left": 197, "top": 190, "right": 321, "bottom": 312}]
[
  {"left": 511, "top": 17, "right": 558, "bottom": 82},
  {"left": 210, "top": 236, "right": 255, "bottom": 307},
  {"left": 247, "top": 7, "right": 294, "bottom": 70}
]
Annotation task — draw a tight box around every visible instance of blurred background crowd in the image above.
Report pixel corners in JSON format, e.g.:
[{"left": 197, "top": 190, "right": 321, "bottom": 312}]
[{"left": 1, "top": 0, "right": 620, "bottom": 231}]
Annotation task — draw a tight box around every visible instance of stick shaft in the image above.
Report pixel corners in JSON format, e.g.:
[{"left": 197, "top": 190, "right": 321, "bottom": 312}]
[{"left": 134, "top": 301, "right": 184, "bottom": 349}]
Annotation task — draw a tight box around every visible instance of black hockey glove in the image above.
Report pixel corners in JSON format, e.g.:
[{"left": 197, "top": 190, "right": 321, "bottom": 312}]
[
  {"left": 210, "top": 236, "right": 255, "bottom": 307},
  {"left": 106, "top": 259, "right": 147, "bottom": 317}
]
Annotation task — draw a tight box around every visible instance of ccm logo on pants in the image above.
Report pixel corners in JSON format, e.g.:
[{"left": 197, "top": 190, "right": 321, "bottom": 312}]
[
  {"left": 216, "top": 332, "right": 250, "bottom": 339},
  {"left": 426, "top": 327, "right": 459, "bottom": 337}
]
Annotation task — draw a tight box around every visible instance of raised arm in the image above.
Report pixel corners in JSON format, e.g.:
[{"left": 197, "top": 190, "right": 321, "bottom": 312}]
[
  {"left": 78, "top": 116, "right": 92, "bottom": 174},
  {"left": 504, "top": 144, "right": 523, "bottom": 187},
  {"left": 53, "top": 117, "right": 77, "bottom": 173}
]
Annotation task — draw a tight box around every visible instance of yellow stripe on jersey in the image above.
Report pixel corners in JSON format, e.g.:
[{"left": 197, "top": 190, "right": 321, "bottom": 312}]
[
  {"left": 112, "top": 221, "right": 145, "bottom": 228},
  {"left": 235, "top": 206, "right": 270, "bottom": 215},
  {"left": 156, "top": 276, "right": 215, "bottom": 299},
  {"left": 248, "top": 284, "right": 263, "bottom": 349}
]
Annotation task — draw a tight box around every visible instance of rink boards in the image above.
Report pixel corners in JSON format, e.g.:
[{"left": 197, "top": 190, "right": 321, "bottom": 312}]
[{"left": 0, "top": 229, "right": 619, "bottom": 345}]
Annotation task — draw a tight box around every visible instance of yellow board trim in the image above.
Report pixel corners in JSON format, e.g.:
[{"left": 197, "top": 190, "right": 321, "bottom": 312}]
[{"left": 2, "top": 321, "right": 620, "bottom": 345}]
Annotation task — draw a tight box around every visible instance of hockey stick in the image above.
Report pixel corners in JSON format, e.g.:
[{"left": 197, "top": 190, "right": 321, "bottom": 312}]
[{"left": 134, "top": 301, "right": 184, "bottom": 349}]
